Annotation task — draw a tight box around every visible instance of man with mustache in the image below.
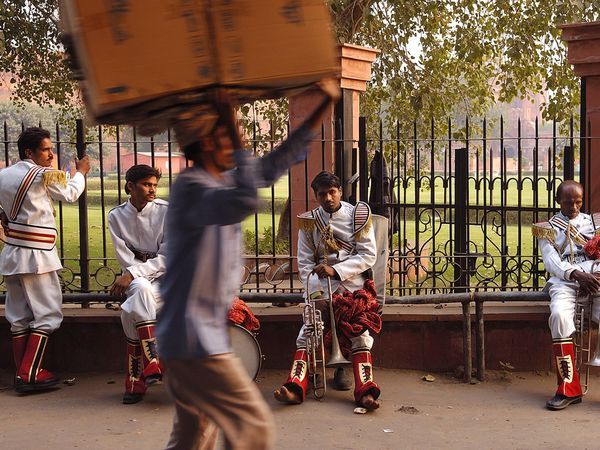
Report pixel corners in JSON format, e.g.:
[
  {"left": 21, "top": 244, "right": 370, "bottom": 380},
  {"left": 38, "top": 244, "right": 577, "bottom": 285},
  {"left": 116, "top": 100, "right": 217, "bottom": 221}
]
[
  {"left": 0, "top": 127, "right": 90, "bottom": 393},
  {"left": 534, "top": 180, "right": 600, "bottom": 410},
  {"left": 108, "top": 164, "right": 167, "bottom": 404}
]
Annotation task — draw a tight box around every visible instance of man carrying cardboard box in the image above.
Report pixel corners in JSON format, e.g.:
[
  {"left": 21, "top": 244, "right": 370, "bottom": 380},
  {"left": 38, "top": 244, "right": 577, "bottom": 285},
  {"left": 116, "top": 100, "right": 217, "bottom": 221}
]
[{"left": 157, "top": 80, "right": 339, "bottom": 449}]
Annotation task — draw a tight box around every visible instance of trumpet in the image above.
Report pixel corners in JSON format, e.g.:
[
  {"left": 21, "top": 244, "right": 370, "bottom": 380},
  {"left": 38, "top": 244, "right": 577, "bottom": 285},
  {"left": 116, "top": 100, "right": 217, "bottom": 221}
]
[
  {"left": 303, "top": 274, "right": 351, "bottom": 400},
  {"left": 574, "top": 295, "right": 600, "bottom": 394}
]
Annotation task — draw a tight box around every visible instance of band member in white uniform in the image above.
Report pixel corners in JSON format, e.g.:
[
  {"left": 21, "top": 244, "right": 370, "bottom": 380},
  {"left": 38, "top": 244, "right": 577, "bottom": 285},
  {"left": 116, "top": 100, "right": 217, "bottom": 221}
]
[
  {"left": 274, "top": 171, "right": 381, "bottom": 411},
  {"left": 108, "top": 164, "right": 167, "bottom": 404},
  {"left": 0, "top": 127, "right": 89, "bottom": 393},
  {"left": 533, "top": 180, "right": 600, "bottom": 410}
]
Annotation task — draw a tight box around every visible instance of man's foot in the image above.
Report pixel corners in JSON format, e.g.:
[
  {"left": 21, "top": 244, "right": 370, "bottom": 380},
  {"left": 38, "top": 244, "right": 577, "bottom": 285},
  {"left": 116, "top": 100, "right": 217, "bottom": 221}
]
[
  {"left": 274, "top": 385, "right": 302, "bottom": 404},
  {"left": 545, "top": 394, "right": 582, "bottom": 411},
  {"left": 358, "top": 394, "right": 380, "bottom": 411},
  {"left": 332, "top": 367, "right": 352, "bottom": 391},
  {"left": 123, "top": 392, "right": 144, "bottom": 404}
]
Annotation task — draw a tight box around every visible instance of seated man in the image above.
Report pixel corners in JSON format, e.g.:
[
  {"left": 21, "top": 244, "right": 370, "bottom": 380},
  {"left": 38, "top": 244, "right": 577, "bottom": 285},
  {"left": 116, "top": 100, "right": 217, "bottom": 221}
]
[
  {"left": 274, "top": 171, "right": 381, "bottom": 411},
  {"left": 108, "top": 164, "right": 167, "bottom": 404},
  {"left": 533, "top": 180, "right": 600, "bottom": 411}
]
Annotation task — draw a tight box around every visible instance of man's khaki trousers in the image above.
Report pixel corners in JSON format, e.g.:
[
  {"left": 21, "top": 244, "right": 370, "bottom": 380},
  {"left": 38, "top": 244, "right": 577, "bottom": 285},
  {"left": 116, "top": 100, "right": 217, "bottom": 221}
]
[{"left": 164, "top": 353, "right": 274, "bottom": 450}]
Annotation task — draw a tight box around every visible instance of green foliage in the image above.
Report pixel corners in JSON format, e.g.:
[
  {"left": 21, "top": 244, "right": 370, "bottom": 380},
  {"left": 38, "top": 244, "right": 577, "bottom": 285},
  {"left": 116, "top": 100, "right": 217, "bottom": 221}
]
[
  {"left": 3, "top": 0, "right": 600, "bottom": 148},
  {"left": 0, "top": 1, "right": 80, "bottom": 112},
  {"left": 352, "top": 0, "right": 600, "bottom": 131},
  {"left": 243, "top": 226, "right": 289, "bottom": 255}
]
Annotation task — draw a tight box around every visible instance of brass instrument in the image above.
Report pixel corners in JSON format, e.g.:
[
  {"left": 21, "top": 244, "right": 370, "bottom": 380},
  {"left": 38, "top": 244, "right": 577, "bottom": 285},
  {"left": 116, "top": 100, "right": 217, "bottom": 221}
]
[
  {"left": 574, "top": 295, "right": 600, "bottom": 394},
  {"left": 303, "top": 274, "right": 351, "bottom": 400}
]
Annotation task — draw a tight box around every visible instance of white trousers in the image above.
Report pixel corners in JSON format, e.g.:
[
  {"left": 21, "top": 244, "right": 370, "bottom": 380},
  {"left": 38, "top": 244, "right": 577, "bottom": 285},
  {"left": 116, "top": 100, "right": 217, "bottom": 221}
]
[
  {"left": 548, "top": 282, "right": 600, "bottom": 339},
  {"left": 4, "top": 271, "right": 62, "bottom": 333},
  {"left": 297, "top": 284, "right": 375, "bottom": 350},
  {"left": 295, "top": 324, "right": 374, "bottom": 350},
  {"left": 120, "top": 278, "right": 162, "bottom": 340}
]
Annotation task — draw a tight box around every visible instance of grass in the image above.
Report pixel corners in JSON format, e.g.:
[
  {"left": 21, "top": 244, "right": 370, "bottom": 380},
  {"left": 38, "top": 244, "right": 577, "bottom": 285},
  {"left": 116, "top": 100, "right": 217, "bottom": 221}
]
[{"left": 0, "top": 172, "right": 551, "bottom": 292}]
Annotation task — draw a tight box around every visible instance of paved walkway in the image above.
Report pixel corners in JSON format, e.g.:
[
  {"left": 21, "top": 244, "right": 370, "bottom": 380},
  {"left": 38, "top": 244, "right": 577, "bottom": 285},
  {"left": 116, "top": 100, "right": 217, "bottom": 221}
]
[{"left": 1, "top": 368, "right": 599, "bottom": 449}]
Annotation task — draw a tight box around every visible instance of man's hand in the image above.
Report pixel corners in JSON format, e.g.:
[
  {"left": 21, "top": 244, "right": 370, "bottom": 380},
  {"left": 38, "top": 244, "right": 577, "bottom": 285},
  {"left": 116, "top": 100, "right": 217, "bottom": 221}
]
[
  {"left": 75, "top": 155, "right": 91, "bottom": 176},
  {"left": 316, "top": 78, "right": 341, "bottom": 102},
  {"left": 571, "top": 270, "right": 600, "bottom": 296},
  {"left": 110, "top": 270, "right": 134, "bottom": 298},
  {"left": 210, "top": 88, "right": 243, "bottom": 150},
  {"left": 313, "top": 264, "right": 337, "bottom": 279}
]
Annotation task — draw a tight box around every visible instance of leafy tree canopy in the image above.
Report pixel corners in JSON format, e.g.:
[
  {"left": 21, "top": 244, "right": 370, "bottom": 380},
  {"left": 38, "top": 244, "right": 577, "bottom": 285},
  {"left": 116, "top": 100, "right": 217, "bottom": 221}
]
[
  {"left": 1, "top": 0, "right": 599, "bottom": 132},
  {"left": 331, "top": 0, "right": 599, "bottom": 128}
]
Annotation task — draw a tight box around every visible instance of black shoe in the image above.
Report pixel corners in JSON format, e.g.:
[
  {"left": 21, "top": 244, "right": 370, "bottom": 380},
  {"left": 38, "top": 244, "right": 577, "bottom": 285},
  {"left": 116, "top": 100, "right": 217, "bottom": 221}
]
[
  {"left": 332, "top": 367, "right": 352, "bottom": 391},
  {"left": 144, "top": 373, "right": 162, "bottom": 387},
  {"left": 545, "top": 394, "right": 582, "bottom": 411},
  {"left": 122, "top": 392, "right": 144, "bottom": 404},
  {"left": 15, "top": 376, "right": 60, "bottom": 394}
]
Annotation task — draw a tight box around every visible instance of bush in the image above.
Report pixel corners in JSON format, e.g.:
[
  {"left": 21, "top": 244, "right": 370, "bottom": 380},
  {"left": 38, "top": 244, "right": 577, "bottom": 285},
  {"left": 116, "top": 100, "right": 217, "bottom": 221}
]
[{"left": 244, "top": 226, "right": 289, "bottom": 255}]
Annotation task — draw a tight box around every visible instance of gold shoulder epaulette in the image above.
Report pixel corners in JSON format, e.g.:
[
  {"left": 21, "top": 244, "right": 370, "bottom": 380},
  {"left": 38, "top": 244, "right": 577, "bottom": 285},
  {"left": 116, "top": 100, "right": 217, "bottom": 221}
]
[
  {"left": 352, "top": 201, "right": 372, "bottom": 239},
  {"left": 297, "top": 211, "right": 315, "bottom": 232},
  {"left": 592, "top": 212, "right": 600, "bottom": 236},
  {"left": 532, "top": 222, "right": 556, "bottom": 244},
  {"left": 42, "top": 170, "right": 67, "bottom": 188}
]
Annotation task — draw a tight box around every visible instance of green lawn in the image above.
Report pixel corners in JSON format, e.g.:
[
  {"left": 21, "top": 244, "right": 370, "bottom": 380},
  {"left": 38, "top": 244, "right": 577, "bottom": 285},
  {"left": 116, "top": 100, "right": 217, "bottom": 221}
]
[{"left": 0, "top": 172, "right": 550, "bottom": 292}]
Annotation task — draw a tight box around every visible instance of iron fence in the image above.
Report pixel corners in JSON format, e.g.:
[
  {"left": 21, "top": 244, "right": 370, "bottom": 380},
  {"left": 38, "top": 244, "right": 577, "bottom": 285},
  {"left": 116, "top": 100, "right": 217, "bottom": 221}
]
[{"left": 0, "top": 114, "right": 582, "bottom": 300}]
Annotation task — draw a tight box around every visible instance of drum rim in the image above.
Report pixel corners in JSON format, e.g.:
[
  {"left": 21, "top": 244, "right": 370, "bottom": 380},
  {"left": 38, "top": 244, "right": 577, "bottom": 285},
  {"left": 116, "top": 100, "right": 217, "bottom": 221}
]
[{"left": 229, "top": 323, "right": 262, "bottom": 380}]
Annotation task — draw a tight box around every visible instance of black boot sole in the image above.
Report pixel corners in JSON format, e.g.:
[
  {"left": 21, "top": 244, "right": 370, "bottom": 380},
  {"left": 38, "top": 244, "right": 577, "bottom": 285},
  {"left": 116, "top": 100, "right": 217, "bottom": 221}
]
[
  {"left": 545, "top": 396, "right": 582, "bottom": 411},
  {"left": 144, "top": 374, "right": 162, "bottom": 387},
  {"left": 122, "top": 393, "right": 145, "bottom": 404},
  {"left": 15, "top": 378, "right": 60, "bottom": 394}
]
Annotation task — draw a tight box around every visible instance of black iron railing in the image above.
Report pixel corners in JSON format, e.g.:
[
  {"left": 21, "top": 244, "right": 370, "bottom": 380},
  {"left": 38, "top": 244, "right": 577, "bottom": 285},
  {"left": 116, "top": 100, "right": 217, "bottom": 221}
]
[{"left": 0, "top": 115, "right": 583, "bottom": 300}]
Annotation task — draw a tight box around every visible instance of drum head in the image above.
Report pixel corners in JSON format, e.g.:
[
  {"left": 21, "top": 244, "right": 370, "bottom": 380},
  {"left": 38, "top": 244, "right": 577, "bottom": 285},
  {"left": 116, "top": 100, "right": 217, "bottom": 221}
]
[{"left": 229, "top": 324, "right": 262, "bottom": 380}]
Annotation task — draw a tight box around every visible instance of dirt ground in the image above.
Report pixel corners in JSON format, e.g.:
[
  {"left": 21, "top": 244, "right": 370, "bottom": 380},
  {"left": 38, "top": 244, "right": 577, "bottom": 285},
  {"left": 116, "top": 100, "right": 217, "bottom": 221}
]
[{"left": 1, "top": 368, "right": 599, "bottom": 450}]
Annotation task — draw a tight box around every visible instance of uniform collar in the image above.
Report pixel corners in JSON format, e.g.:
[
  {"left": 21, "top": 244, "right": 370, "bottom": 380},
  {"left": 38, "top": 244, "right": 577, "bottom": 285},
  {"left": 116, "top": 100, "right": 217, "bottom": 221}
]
[
  {"left": 126, "top": 199, "right": 154, "bottom": 215},
  {"left": 319, "top": 201, "right": 348, "bottom": 220}
]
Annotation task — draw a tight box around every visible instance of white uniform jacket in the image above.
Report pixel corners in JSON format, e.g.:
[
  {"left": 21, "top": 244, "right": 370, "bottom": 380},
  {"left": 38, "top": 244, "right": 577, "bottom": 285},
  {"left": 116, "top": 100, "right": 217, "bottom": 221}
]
[
  {"left": 533, "top": 211, "right": 600, "bottom": 284},
  {"left": 0, "top": 159, "right": 86, "bottom": 275},
  {"left": 297, "top": 201, "right": 377, "bottom": 293},
  {"left": 107, "top": 199, "right": 167, "bottom": 282}
]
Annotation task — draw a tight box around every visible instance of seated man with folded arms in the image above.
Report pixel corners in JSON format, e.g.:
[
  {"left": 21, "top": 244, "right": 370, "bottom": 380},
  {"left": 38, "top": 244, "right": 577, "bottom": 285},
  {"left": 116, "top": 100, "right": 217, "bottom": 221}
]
[{"left": 108, "top": 164, "right": 167, "bottom": 404}]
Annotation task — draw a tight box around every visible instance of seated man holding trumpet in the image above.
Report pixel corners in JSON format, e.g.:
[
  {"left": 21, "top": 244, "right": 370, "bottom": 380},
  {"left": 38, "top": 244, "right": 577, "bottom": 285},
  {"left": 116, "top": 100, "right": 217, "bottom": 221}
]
[
  {"left": 533, "top": 180, "right": 600, "bottom": 411},
  {"left": 274, "top": 171, "right": 382, "bottom": 411}
]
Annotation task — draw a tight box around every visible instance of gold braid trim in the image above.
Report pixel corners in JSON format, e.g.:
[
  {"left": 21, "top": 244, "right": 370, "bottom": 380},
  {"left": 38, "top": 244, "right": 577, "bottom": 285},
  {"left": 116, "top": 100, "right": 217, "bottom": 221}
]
[
  {"left": 322, "top": 225, "right": 341, "bottom": 253},
  {"left": 595, "top": 229, "right": 600, "bottom": 237},
  {"left": 532, "top": 224, "right": 556, "bottom": 244},
  {"left": 297, "top": 216, "right": 315, "bottom": 232},
  {"left": 42, "top": 170, "right": 66, "bottom": 188}
]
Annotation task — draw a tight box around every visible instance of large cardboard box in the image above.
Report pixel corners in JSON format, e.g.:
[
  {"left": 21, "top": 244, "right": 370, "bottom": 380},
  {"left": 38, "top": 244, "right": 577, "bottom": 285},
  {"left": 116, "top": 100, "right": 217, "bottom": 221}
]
[{"left": 60, "top": 0, "right": 338, "bottom": 124}]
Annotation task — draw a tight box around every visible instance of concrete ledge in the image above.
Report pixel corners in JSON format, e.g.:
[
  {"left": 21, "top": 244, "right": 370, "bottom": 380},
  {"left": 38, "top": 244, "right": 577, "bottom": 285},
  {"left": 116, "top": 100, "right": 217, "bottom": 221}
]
[{"left": 0, "top": 302, "right": 554, "bottom": 374}]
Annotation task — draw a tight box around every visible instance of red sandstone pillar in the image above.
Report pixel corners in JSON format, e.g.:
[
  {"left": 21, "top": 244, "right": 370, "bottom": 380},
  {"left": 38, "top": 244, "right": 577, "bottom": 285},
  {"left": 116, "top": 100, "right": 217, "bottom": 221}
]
[
  {"left": 561, "top": 21, "right": 600, "bottom": 212},
  {"left": 288, "top": 44, "right": 379, "bottom": 258}
]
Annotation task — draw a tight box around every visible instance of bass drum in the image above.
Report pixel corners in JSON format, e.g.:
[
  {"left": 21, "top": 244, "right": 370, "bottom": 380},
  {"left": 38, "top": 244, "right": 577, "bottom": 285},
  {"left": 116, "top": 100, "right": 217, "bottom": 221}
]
[{"left": 229, "top": 324, "right": 262, "bottom": 380}]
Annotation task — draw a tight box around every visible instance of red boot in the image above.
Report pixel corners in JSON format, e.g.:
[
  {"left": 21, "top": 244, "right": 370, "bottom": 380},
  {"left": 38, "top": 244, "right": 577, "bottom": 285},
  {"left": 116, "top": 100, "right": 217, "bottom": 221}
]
[
  {"left": 136, "top": 320, "right": 162, "bottom": 386},
  {"left": 11, "top": 329, "right": 29, "bottom": 370},
  {"left": 123, "top": 338, "right": 146, "bottom": 404},
  {"left": 352, "top": 350, "right": 380, "bottom": 405},
  {"left": 546, "top": 338, "right": 583, "bottom": 410},
  {"left": 15, "top": 329, "right": 59, "bottom": 393},
  {"left": 282, "top": 348, "right": 309, "bottom": 403}
]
